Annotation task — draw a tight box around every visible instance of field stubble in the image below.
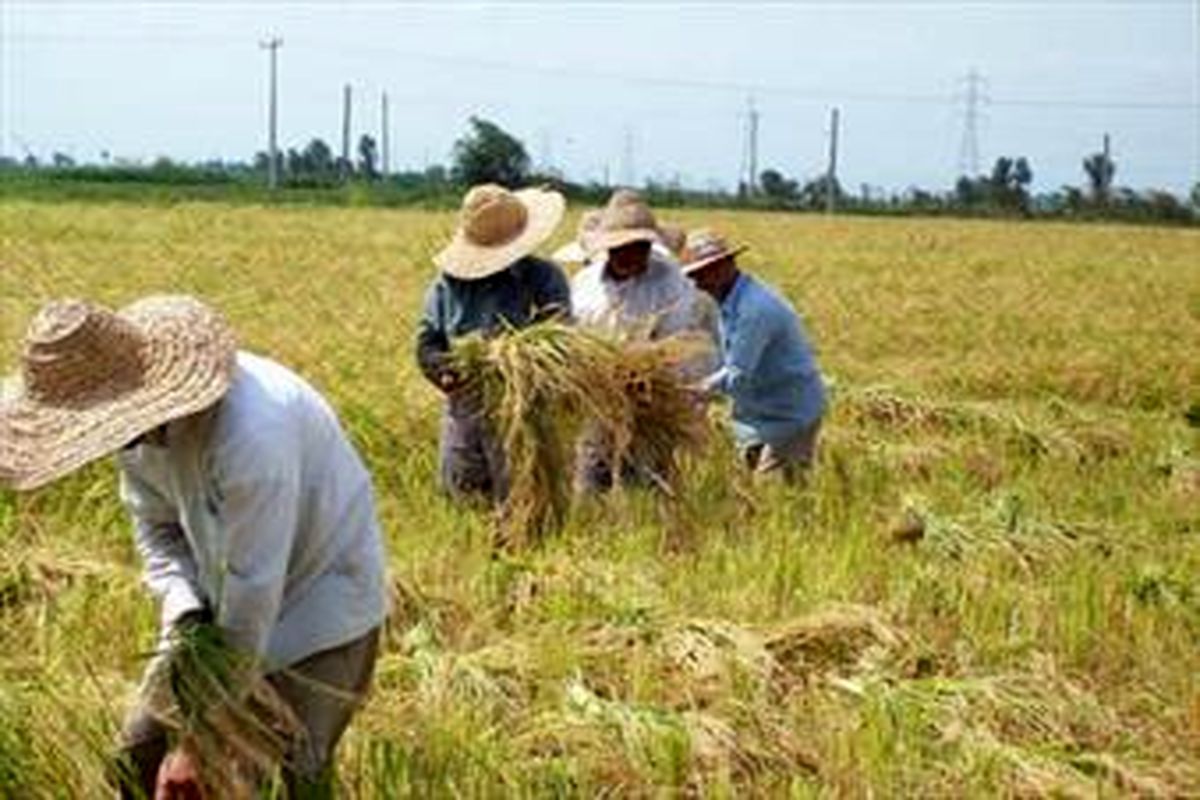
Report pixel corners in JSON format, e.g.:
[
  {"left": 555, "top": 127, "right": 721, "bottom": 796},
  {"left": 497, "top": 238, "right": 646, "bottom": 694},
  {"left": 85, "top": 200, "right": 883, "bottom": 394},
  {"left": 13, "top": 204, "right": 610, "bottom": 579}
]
[{"left": 1, "top": 202, "right": 1198, "bottom": 796}]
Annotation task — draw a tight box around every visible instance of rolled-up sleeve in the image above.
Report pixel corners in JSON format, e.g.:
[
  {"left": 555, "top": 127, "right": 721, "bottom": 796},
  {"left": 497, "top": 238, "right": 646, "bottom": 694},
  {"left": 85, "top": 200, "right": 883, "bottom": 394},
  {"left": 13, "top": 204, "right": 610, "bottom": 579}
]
[
  {"left": 211, "top": 436, "right": 300, "bottom": 663},
  {"left": 530, "top": 259, "right": 572, "bottom": 322},
  {"left": 717, "top": 312, "right": 772, "bottom": 396},
  {"left": 416, "top": 279, "right": 451, "bottom": 387},
  {"left": 119, "top": 466, "right": 206, "bottom": 629}
]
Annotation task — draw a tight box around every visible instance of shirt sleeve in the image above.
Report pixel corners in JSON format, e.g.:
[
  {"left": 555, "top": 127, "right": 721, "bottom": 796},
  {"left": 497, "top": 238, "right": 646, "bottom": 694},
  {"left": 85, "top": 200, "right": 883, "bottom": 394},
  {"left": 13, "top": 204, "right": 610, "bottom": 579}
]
[
  {"left": 528, "top": 259, "right": 573, "bottom": 322},
  {"left": 119, "top": 464, "right": 207, "bottom": 630},
  {"left": 415, "top": 278, "right": 451, "bottom": 386},
  {"left": 211, "top": 433, "right": 301, "bottom": 663},
  {"left": 718, "top": 306, "right": 774, "bottom": 395}
]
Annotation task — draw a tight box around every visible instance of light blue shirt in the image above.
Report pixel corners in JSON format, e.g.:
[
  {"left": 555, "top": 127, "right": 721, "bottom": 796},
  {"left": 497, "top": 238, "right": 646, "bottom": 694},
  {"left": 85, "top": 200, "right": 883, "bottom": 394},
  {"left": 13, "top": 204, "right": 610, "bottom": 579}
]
[
  {"left": 704, "top": 273, "right": 826, "bottom": 448},
  {"left": 118, "top": 352, "right": 388, "bottom": 670}
]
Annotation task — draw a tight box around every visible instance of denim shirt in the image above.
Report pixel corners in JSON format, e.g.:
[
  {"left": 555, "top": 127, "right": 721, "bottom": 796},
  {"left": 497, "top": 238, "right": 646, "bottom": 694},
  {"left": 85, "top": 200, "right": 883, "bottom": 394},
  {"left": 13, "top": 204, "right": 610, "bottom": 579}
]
[
  {"left": 415, "top": 256, "right": 571, "bottom": 386},
  {"left": 705, "top": 273, "right": 826, "bottom": 447}
]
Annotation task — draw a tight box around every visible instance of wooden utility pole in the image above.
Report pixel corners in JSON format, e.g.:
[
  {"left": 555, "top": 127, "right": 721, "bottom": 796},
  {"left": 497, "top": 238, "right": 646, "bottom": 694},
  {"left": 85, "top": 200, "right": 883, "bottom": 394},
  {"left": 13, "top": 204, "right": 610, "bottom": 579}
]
[
  {"left": 746, "top": 97, "right": 759, "bottom": 195},
  {"left": 826, "top": 107, "right": 840, "bottom": 214},
  {"left": 381, "top": 91, "right": 390, "bottom": 177},
  {"left": 259, "top": 37, "right": 283, "bottom": 190},
  {"left": 341, "top": 84, "right": 352, "bottom": 181}
]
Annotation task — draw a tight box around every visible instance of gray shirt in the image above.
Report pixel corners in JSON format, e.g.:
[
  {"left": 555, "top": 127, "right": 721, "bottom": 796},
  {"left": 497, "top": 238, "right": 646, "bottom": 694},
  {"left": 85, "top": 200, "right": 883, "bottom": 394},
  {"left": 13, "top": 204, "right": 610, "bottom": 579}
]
[{"left": 118, "top": 352, "right": 388, "bottom": 670}]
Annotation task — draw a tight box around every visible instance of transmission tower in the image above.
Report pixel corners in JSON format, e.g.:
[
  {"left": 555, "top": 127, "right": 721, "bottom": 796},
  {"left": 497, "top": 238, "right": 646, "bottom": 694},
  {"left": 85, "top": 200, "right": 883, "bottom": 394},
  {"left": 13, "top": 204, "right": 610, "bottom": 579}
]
[{"left": 957, "top": 69, "right": 988, "bottom": 176}]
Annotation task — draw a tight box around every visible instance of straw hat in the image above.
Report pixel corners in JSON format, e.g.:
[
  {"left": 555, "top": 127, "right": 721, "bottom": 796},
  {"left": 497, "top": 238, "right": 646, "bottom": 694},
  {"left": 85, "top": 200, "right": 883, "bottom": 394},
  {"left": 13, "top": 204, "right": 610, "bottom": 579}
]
[
  {"left": 434, "top": 184, "right": 565, "bottom": 280},
  {"left": 587, "top": 189, "right": 661, "bottom": 255},
  {"left": 0, "top": 296, "right": 236, "bottom": 491},
  {"left": 681, "top": 228, "right": 749, "bottom": 275},
  {"left": 657, "top": 224, "right": 686, "bottom": 258},
  {"left": 551, "top": 209, "right": 603, "bottom": 264}
]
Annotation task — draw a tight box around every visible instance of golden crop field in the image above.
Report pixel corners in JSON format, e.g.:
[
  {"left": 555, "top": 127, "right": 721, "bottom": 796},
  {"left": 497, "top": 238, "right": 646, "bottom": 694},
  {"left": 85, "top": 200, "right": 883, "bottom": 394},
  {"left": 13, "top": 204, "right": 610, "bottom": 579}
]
[{"left": 1, "top": 200, "right": 1198, "bottom": 796}]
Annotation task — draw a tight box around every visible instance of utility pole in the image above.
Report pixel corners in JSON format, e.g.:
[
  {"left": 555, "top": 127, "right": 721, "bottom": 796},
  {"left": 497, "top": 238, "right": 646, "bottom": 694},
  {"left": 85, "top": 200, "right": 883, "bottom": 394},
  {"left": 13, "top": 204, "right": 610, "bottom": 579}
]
[
  {"left": 957, "top": 69, "right": 987, "bottom": 177},
  {"left": 259, "top": 37, "right": 283, "bottom": 190},
  {"left": 341, "top": 84, "right": 352, "bottom": 181},
  {"left": 381, "top": 91, "right": 390, "bottom": 178},
  {"left": 826, "top": 107, "right": 840, "bottom": 214},
  {"left": 621, "top": 125, "right": 635, "bottom": 187},
  {"left": 745, "top": 96, "right": 760, "bottom": 195}
]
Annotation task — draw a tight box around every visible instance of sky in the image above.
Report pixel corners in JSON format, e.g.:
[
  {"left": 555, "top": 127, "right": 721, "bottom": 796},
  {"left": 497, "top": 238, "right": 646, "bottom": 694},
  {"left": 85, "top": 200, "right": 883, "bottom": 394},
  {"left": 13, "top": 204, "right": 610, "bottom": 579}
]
[{"left": 2, "top": 1, "right": 1197, "bottom": 195}]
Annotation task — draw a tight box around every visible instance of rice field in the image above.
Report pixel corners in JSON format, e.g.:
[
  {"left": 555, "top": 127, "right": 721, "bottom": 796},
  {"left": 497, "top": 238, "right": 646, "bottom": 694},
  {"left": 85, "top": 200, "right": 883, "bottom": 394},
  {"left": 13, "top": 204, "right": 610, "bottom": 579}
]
[{"left": 1, "top": 200, "right": 1198, "bottom": 796}]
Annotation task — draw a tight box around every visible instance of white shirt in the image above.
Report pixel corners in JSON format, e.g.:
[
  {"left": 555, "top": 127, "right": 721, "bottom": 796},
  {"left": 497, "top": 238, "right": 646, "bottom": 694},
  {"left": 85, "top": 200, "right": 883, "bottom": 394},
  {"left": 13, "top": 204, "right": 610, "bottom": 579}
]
[
  {"left": 118, "top": 352, "right": 388, "bottom": 670},
  {"left": 571, "top": 249, "right": 721, "bottom": 378}
]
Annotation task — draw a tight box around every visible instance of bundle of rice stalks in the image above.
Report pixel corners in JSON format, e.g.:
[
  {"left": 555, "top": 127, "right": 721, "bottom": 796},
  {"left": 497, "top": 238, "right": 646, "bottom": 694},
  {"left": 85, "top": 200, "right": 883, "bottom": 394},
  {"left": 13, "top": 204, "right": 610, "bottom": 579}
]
[
  {"left": 143, "top": 622, "right": 302, "bottom": 798},
  {"left": 450, "top": 321, "right": 710, "bottom": 549}
]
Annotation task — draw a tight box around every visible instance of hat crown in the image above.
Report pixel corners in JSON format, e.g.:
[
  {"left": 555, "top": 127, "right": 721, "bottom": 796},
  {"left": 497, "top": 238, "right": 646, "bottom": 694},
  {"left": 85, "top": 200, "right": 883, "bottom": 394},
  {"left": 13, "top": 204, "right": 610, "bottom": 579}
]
[
  {"left": 22, "top": 300, "right": 146, "bottom": 406},
  {"left": 460, "top": 184, "right": 529, "bottom": 248},
  {"left": 684, "top": 229, "right": 731, "bottom": 262},
  {"left": 598, "top": 190, "right": 657, "bottom": 234}
]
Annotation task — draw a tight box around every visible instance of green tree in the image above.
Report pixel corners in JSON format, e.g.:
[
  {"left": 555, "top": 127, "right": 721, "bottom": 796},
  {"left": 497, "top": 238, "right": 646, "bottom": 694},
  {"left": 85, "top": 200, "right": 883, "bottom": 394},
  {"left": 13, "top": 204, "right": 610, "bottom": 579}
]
[
  {"left": 759, "top": 169, "right": 799, "bottom": 203},
  {"left": 1083, "top": 151, "right": 1115, "bottom": 204},
  {"left": 357, "top": 135, "right": 379, "bottom": 181},
  {"left": 451, "top": 116, "right": 530, "bottom": 188}
]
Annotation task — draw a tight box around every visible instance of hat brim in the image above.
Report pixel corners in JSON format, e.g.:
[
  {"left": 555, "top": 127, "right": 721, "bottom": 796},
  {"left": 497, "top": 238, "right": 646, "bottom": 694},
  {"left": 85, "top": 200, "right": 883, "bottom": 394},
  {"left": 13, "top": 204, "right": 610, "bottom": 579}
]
[
  {"left": 0, "top": 296, "right": 237, "bottom": 491},
  {"left": 434, "top": 188, "right": 566, "bottom": 280},
  {"left": 587, "top": 227, "right": 660, "bottom": 256},
  {"left": 682, "top": 244, "right": 749, "bottom": 276}
]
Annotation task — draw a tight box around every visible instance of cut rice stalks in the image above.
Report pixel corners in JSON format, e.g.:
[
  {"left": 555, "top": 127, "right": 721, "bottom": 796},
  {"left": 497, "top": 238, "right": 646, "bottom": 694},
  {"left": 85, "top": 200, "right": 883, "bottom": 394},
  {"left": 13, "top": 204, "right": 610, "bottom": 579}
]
[
  {"left": 450, "top": 321, "right": 711, "bottom": 550},
  {"left": 142, "top": 622, "right": 302, "bottom": 798}
]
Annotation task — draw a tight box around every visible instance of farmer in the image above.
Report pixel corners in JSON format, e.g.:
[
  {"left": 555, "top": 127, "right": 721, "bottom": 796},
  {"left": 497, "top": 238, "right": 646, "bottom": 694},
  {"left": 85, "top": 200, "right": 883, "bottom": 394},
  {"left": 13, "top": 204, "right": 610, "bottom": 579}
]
[
  {"left": 416, "top": 183, "right": 571, "bottom": 503},
  {"left": 682, "top": 228, "right": 827, "bottom": 480},
  {"left": 571, "top": 190, "right": 719, "bottom": 491},
  {"left": 0, "top": 296, "right": 389, "bottom": 797}
]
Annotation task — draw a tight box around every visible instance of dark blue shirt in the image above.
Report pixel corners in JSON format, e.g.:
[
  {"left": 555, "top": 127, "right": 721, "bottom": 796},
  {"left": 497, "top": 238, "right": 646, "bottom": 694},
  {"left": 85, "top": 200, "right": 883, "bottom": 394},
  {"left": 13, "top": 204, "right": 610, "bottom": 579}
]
[{"left": 415, "top": 256, "right": 571, "bottom": 385}]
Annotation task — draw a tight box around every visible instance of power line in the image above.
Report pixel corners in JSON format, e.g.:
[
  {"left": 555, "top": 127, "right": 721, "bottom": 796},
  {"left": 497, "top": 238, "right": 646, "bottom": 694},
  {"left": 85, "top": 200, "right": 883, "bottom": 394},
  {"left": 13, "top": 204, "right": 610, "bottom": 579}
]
[{"left": 8, "top": 31, "right": 1195, "bottom": 112}]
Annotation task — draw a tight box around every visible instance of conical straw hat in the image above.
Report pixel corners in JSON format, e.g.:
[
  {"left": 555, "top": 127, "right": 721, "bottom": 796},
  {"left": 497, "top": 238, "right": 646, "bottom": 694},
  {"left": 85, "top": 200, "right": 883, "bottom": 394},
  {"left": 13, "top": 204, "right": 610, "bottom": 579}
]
[
  {"left": 0, "top": 295, "right": 236, "bottom": 490},
  {"left": 435, "top": 184, "right": 565, "bottom": 280}
]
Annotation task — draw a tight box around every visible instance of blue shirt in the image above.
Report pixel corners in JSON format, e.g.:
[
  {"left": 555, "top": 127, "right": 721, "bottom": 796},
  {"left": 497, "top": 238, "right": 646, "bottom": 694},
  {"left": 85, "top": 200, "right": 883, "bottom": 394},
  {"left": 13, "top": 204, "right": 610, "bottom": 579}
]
[
  {"left": 706, "top": 273, "right": 826, "bottom": 447},
  {"left": 416, "top": 256, "right": 571, "bottom": 386}
]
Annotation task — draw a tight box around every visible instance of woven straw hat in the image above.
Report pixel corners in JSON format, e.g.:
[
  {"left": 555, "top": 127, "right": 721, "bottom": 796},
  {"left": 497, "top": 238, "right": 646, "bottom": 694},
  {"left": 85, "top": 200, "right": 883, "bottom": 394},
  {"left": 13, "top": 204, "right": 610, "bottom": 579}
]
[
  {"left": 587, "top": 189, "right": 661, "bottom": 255},
  {"left": 0, "top": 295, "right": 236, "bottom": 491},
  {"left": 435, "top": 184, "right": 565, "bottom": 280},
  {"left": 681, "top": 228, "right": 749, "bottom": 275},
  {"left": 551, "top": 209, "right": 603, "bottom": 264}
]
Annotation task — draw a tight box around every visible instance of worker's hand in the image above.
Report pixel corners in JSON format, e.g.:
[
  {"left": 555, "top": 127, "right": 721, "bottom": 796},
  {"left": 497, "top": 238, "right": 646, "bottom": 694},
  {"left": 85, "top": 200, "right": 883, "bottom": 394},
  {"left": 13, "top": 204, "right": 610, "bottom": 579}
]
[
  {"left": 438, "top": 368, "right": 467, "bottom": 395},
  {"left": 155, "top": 747, "right": 204, "bottom": 800}
]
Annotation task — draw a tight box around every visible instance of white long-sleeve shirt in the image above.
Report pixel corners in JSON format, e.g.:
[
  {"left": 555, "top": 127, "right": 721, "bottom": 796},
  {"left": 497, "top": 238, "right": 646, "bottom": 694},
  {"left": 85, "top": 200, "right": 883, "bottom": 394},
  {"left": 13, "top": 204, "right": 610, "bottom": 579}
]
[
  {"left": 571, "top": 250, "right": 720, "bottom": 378},
  {"left": 118, "top": 352, "right": 388, "bottom": 670}
]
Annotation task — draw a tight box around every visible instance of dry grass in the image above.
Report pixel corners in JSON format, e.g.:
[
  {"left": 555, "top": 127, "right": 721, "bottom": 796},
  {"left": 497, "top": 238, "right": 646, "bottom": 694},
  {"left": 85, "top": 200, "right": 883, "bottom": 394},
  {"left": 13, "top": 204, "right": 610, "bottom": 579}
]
[{"left": 1, "top": 202, "right": 1198, "bottom": 795}]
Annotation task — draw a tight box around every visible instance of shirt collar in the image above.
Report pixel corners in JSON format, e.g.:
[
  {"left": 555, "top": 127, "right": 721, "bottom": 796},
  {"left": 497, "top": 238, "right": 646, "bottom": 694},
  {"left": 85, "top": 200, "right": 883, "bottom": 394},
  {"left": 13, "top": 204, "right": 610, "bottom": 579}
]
[{"left": 721, "top": 272, "right": 749, "bottom": 315}]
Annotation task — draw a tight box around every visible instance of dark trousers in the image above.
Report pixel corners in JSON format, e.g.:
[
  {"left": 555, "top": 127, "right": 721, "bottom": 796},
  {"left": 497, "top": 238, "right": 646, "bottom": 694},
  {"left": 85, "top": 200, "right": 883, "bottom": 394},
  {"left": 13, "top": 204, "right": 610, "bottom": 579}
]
[{"left": 113, "top": 626, "right": 380, "bottom": 799}]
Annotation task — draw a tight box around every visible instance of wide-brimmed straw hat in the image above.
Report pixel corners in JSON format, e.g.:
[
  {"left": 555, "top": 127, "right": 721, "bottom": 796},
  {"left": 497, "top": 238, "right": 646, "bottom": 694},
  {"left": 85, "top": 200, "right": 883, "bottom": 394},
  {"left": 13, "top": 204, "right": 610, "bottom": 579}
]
[
  {"left": 435, "top": 184, "right": 565, "bottom": 280},
  {"left": 586, "top": 189, "right": 661, "bottom": 255},
  {"left": 0, "top": 296, "right": 237, "bottom": 491},
  {"left": 681, "top": 228, "right": 749, "bottom": 275},
  {"left": 551, "top": 209, "right": 603, "bottom": 264}
]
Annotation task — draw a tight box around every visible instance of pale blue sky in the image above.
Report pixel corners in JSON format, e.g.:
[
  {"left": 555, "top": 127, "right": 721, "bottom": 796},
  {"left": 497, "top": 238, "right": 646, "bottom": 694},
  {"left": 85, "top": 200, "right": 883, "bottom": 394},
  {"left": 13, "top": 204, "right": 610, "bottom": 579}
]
[{"left": 2, "top": 1, "right": 1197, "bottom": 194}]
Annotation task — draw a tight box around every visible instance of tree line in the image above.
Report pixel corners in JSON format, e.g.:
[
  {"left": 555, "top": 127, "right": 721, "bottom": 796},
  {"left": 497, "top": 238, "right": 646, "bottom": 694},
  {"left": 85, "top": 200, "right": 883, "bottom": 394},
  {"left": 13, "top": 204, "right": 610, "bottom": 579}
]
[{"left": 3, "top": 116, "right": 1197, "bottom": 224}]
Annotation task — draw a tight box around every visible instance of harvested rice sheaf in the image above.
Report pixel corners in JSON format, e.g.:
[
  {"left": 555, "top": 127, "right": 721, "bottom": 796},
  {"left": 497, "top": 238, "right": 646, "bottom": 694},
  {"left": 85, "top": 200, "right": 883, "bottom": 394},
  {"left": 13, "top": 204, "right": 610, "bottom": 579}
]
[
  {"left": 143, "top": 622, "right": 302, "bottom": 798},
  {"left": 450, "top": 321, "right": 711, "bottom": 549}
]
